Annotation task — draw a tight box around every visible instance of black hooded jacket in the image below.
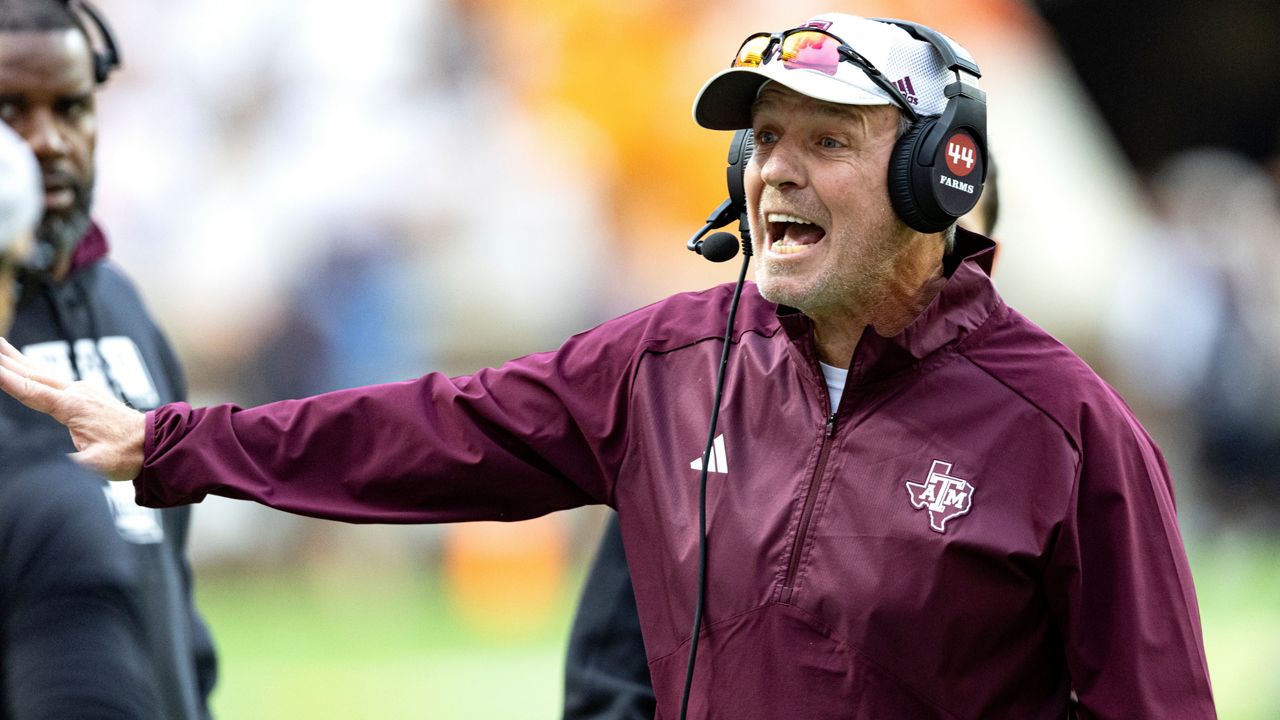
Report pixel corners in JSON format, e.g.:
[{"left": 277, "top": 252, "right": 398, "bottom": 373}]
[
  {"left": 1, "top": 222, "right": 216, "bottom": 719},
  {"left": 1, "top": 417, "right": 159, "bottom": 719}
]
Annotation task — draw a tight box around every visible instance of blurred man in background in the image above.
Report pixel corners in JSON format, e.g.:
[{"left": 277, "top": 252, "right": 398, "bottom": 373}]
[
  {"left": 1, "top": 114, "right": 159, "bottom": 719},
  {"left": 0, "top": 1, "right": 215, "bottom": 717}
]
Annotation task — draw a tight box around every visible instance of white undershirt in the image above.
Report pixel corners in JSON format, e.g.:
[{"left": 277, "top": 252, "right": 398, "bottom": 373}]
[{"left": 818, "top": 361, "right": 848, "bottom": 413}]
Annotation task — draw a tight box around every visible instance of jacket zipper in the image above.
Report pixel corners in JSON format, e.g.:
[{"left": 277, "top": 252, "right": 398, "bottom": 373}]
[{"left": 782, "top": 411, "right": 837, "bottom": 601}]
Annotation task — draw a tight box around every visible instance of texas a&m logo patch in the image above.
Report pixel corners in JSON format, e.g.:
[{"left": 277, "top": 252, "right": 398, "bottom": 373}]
[{"left": 905, "top": 460, "right": 974, "bottom": 533}]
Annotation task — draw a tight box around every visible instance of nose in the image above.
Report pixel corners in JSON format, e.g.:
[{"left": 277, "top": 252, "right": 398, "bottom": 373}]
[
  {"left": 22, "top": 107, "right": 70, "bottom": 160},
  {"left": 757, "top": 138, "right": 807, "bottom": 190}
]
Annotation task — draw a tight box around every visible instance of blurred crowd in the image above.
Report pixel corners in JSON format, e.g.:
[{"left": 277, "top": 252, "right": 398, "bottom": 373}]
[
  {"left": 1104, "top": 148, "right": 1280, "bottom": 532},
  {"left": 81, "top": 0, "right": 1279, "bottom": 578}
]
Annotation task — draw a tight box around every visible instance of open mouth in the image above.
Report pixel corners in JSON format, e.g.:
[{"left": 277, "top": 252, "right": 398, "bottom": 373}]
[
  {"left": 766, "top": 212, "right": 827, "bottom": 255},
  {"left": 42, "top": 172, "right": 77, "bottom": 211},
  {"left": 43, "top": 186, "right": 74, "bottom": 210}
]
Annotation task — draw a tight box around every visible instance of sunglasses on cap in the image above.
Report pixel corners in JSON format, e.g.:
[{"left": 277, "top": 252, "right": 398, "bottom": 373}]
[{"left": 731, "top": 27, "right": 921, "bottom": 123}]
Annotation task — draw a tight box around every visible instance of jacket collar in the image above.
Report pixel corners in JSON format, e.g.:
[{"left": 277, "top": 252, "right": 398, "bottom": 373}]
[
  {"left": 67, "top": 220, "right": 110, "bottom": 275},
  {"left": 776, "top": 228, "right": 1001, "bottom": 385}
]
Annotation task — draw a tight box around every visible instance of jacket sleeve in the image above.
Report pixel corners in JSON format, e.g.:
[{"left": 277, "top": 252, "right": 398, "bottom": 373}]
[
  {"left": 1, "top": 459, "right": 159, "bottom": 720},
  {"left": 1043, "top": 398, "right": 1216, "bottom": 719},
  {"left": 136, "top": 320, "right": 640, "bottom": 522},
  {"left": 563, "top": 514, "right": 656, "bottom": 720}
]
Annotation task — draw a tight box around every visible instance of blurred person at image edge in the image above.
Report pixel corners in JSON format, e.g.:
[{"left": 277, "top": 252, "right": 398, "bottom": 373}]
[
  {"left": 0, "top": 1, "right": 216, "bottom": 718},
  {"left": 0, "top": 113, "right": 159, "bottom": 717}
]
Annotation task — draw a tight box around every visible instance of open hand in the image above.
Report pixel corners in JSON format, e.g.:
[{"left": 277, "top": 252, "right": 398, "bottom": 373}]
[{"left": 0, "top": 337, "right": 146, "bottom": 481}]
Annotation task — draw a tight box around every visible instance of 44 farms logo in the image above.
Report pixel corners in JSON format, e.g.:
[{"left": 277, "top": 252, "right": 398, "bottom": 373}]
[{"left": 905, "top": 460, "right": 974, "bottom": 533}]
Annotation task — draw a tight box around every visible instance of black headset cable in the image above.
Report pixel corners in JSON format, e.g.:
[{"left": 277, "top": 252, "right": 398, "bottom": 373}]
[{"left": 678, "top": 229, "right": 751, "bottom": 720}]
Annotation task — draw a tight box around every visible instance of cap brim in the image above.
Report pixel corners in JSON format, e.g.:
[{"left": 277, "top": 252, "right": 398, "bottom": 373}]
[{"left": 693, "top": 65, "right": 892, "bottom": 130}]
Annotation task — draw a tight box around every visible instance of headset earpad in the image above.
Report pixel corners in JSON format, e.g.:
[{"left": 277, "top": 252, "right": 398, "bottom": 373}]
[
  {"left": 889, "top": 118, "right": 983, "bottom": 234},
  {"left": 93, "top": 54, "right": 111, "bottom": 84},
  {"left": 66, "top": 0, "right": 121, "bottom": 85},
  {"left": 888, "top": 119, "right": 942, "bottom": 233},
  {"left": 726, "top": 128, "right": 754, "bottom": 212}
]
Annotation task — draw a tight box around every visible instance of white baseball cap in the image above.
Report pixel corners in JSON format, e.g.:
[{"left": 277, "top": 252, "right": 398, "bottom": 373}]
[
  {"left": 693, "top": 13, "right": 978, "bottom": 130},
  {"left": 0, "top": 121, "right": 41, "bottom": 255}
]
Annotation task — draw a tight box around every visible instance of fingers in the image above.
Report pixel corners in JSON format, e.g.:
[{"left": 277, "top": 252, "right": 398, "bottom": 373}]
[
  {"left": 0, "top": 337, "right": 70, "bottom": 390},
  {"left": 0, "top": 337, "right": 79, "bottom": 418},
  {"left": 0, "top": 337, "right": 19, "bottom": 358},
  {"left": 0, "top": 337, "right": 146, "bottom": 481},
  {"left": 0, "top": 360, "right": 67, "bottom": 416}
]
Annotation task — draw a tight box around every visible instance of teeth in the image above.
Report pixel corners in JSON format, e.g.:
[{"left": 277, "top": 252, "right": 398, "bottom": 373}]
[
  {"left": 771, "top": 243, "right": 807, "bottom": 254},
  {"left": 767, "top": 213, "right": 813, "bottom": 225}
]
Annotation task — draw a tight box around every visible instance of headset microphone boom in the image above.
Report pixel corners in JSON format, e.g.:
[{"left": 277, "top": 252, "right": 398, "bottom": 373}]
[{"left": 686, "top": 129, "right": 755, "bottom": 263}]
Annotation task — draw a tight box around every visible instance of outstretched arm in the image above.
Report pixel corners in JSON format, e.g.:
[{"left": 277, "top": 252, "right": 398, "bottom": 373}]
[
  {"left": 5, "top": 322, "right": 633, "bottom": 523},
  {"left": 0, "top": 337, "right": 145, "bottom": 481}
]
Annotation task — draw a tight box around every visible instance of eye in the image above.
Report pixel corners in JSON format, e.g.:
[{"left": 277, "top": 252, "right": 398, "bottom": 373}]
[
  {"left": 819, "top": 136, "right": 845, "bottom": 149},
  {"left": 753, "top": 129, "right": 779, "bottom": 145},
  {"left": 56, "top": 94, "right": 94, "bottom": 120}
]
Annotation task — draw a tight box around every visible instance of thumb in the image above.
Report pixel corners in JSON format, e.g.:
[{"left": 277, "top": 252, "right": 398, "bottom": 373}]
[{"left": 71, "top": 441, "right": 143, "bottom": 483}]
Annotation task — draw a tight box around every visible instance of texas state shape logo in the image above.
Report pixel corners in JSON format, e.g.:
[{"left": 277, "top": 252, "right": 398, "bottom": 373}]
[{"left": 905, "top": 460, "right": 974, "bottom": 533}]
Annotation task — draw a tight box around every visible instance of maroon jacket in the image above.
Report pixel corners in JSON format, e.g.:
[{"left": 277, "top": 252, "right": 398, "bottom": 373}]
[{"left": 138, "top": 231, "right": 1214, "bottom": 719}]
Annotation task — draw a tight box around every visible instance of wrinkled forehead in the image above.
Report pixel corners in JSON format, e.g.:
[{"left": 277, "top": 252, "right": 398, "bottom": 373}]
[{"left": 0, "top": 29, "right": 96, "bottom": 94}]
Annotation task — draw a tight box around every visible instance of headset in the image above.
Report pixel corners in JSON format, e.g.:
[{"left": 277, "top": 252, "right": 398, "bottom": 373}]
[
  {"left": 678, "top": 18, "right": 986, "bottom": 719},
  {"left": 879, "top": 18, "right": 987, "bottom": 234},
  {"left": 686, "top": 129, "right": 754, "bottom": 262},
  {"left": 64, "top": 0, "right": 122, "bottom": 84}
]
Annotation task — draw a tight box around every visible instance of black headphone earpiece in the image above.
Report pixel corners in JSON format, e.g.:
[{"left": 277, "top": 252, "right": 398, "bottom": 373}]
[
  {"left": 876, "top": 18, "right": 987, "bottom": 234},
  {"left": 888, "top": 121, "right": 932, "bottom": 230},
  {"left": 64, "top": 0, "right": 121, "bottom": 85},
  {"left": 726, "top": 128, "right": 754, "bottom": 217}
]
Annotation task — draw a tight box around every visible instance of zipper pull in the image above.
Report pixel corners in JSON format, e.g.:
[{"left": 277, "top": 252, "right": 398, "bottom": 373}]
[{"left": 825, "top": 413, "right": 837, "bottom": 437}]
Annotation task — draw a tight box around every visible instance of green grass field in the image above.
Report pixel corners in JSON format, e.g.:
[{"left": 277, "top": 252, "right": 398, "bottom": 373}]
[
  {"left": 196, "top": 564, "right": 575, "bottom": 719},
  {"left": 195, "top": 530, "right": 1280, "bottom": 719},
  {"left": 1189, "top": 531, "right": 1280, "bottom": 720}
]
